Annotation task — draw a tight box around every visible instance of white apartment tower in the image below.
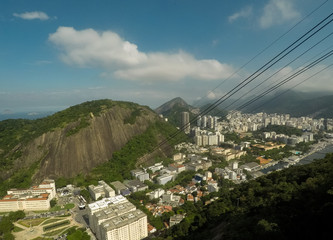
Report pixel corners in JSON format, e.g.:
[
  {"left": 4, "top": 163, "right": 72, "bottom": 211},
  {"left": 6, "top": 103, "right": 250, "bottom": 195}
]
[
  {"left": 181, "top": 112, "right": 190, "bottom": 134},
  {"left": 88, "top": 195, "right": 148, "bottom": 240}
]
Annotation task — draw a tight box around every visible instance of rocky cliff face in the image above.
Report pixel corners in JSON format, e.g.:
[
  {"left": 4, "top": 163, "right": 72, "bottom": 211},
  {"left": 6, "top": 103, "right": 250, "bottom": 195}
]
[{"left": 9, "top": 105, "right": 157, "bottom": 180}]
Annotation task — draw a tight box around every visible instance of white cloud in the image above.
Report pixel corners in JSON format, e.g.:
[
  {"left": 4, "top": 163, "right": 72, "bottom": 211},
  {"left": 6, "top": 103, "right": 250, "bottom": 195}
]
[
  {"left": 293, "top": 65, "right": 333, "bottom": 92},
  {"left": 49, "top": 26, "right": 234, "bottom": 82},
  {"left": 207, "top": 91, "right": 217, "bottom": 100},
  {"left": 228, "top": 6, "right": 253, "bottom": 23},
  {"left": 13, "top": 11, "right": 50, "bottom": 20},
  {"left": 259, "top": 0, "right": 301, "bottom": 29}
]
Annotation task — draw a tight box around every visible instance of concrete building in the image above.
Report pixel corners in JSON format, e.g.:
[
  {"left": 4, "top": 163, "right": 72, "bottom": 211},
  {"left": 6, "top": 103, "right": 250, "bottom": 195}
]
[
  {"left": 149, "top": 188, "right": 165, "bottom": 200},
  {"left": 156, "top": 174, "right": 174, "bottom": 185},
  {"left": 130, "top": 169, "right": 150, "bottom": 182},
  {"left": 110, "top": 181, "right": 129, "bottom": 195},
  {"left": 0, "top": 179, "right": 56, "bottom": 212},
  {"left": 201, "top": 135, "right": 208, "bottom": 146},
  {"left": 239, "top": 162, "right": 261, "bottom": 172},
  {"left": 148, "top": 163, "right": 164, "bottom": 173},
  {"left": 181, "top": 112, "right": 190, "bottom": 134},
  {"left": 205, "top": 171, "right": 212, "bottom": 180},
  {"left": 89, "top": 181, "right": 116, "bottom": 201},
  {"left": 207, "top": 182, "right": 219, "bottom": 193},
  {"left": 88, "top": 195, "right": 147, "bottom": 240},
  {"left": 100, "top": 209, "right": 147, "bottom": 240},
  {"left": 172, "top": 153, "right": 185, "bottom": 162},
  {"left": 208, "top": 135, "right": 218, "bottom": 145},
  {"left": 194, "top": 135, "right": 203, "bottom": 146},
  {"left": 202, "top": 115, "right": 207, "bottom": 128},
  {"left": 124, "top": 180, "right": 148, "bottom": 193},
  {"left": 197, "top": 116, "right": 202, "bottom": 127},
  {"left": 232, "top": 161, "right": 238, "bottom": 170},
  {"left": 131, "top": 169, "right": 144, "bottom": 178}
]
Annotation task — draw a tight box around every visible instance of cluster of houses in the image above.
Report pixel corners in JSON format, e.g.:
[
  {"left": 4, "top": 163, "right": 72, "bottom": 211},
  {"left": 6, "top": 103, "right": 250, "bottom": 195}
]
[{"left": 262, "top": 131, "right": 314, "bottom": 145}]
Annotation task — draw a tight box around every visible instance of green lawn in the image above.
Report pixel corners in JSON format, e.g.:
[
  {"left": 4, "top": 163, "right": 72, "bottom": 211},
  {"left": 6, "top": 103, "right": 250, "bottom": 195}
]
[
  {"left": 42, "top": 218, "right": 63, "bottom": 225},
  {"left": 50, "top": 203, "right": 75, "bottom": 212},
  {"left": 31, "top": 237, "right": 53, "bottom": 240},
  {"left": 43, "top": 220, "right": 70, "bottom": 232},
  {"left": 17, "top": 218, "right": 48, "bottom": 227},
  {"left": 13, "top": 225, "right": 24, "bottom": 232},
  {"left": 43, "top": 226, "right": 70, "bottom": 236}
]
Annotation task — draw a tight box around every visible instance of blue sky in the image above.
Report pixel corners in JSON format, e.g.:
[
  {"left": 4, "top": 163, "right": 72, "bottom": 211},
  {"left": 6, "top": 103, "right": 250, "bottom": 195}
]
[{"left": 1, "top": 0, "right": 333, "bottom": 114}]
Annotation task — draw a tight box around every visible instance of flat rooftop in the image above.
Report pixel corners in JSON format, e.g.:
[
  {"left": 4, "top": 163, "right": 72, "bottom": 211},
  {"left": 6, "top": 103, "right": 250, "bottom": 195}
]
[
  {"left": 93, "top": 201, "right": 136, "bottom": 222},
  {"left": 88, "top": 195, "right": 127, "bottom": 212},
  {"left": 101, "top": 209, "right": 146, "bottom": 231}
]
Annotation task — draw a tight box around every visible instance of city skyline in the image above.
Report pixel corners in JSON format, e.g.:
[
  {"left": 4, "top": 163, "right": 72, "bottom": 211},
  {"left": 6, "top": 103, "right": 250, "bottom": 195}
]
[{"left": 1, "top": 0, "right": 333, "bottom": 115}]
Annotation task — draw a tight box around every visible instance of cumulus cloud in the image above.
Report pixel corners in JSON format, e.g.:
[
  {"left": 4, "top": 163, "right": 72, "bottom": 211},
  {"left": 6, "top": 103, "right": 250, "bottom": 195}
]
[
  {"left": 207, "top": 91, "right": 217, "bottom": 100},
  {"left": 228, "top": 6, "right": 253, "bottom": 23},
  {"left": 13, "top": 11, "right": 50, "bottom": 20},
  {"left": 259, "top": 0, "right": 301, "bottom": 29},
  {"left": 49, "top": 26, "right": 234, "bottom": 82}
]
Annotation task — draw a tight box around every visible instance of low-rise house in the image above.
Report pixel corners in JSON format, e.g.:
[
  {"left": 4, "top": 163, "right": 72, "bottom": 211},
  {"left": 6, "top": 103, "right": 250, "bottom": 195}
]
[
  {"left": 187, "top": 194, "right": 194, "bottom": 202},
  {"left": 169, "top": 214, "right": 185, "bottom": 227}
]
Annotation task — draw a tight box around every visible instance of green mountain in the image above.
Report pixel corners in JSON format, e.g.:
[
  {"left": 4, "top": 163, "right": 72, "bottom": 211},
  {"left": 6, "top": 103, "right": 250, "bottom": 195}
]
[
  {"left": 245, "top": 91, "right": 333, "bottom": 118},
  {"left": 0, "top": 99, "right": 187, "bottom": 196},
  {"left": 155, "top": 97, "right": 199, "bottom": 127},
  {"left": 155, "top": 97, "right": 228, "bottom": 128}
]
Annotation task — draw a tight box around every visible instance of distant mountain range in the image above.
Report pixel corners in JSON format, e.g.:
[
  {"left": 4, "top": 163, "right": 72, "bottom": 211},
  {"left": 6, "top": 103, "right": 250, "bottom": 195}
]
[
  {"left": 242, "top": 91, "right": 333, "bottom": 118},
  {"left": 186, "top": 91, "right": 333, "bottom": 118},
  {"left": 0, "top": 111, "right": 55, "bottom": 121}
]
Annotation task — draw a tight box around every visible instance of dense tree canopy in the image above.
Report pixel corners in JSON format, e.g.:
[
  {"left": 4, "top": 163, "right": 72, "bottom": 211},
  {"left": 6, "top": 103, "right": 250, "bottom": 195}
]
[{"left": 157, "top": 153, "right": 333, "bottom": 240}]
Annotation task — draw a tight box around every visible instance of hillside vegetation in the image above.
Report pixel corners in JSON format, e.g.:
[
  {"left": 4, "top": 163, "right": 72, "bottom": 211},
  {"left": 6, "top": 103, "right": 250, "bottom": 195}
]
[
  {"left": 55, "top": 120, "right": 188, "bottom": 188},
  {"left": 0, "top": 99, "right": 129, "bottom": 168},
  {"left": 155, "top": 97, "right": 198, "bottom": 127},
  {"left": 157, "top": 153, "right": 333, "bottom": 240},
  {"left": 0, "top": 99, "right": 188, "bottom": 196}
]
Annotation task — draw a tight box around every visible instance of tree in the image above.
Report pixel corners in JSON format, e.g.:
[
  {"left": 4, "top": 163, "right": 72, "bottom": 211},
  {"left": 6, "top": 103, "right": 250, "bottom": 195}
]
[
  {"left": 0, "top": 217, "right": 13, "bottom": 235},
  {"left": 50, "top": 199, "right": 57, "bottom": 208},
  {"left": 67, "top": 228, "right": 90, "bottom": 240},
  {"left": 8, "top": 210, "right": 25, "bottom": 221},
  {"left": 80, "top": 189, "right": 91, "bottom": 203},
  {"left": 2, "top": 232, "right": 14, "bottom": 240}
]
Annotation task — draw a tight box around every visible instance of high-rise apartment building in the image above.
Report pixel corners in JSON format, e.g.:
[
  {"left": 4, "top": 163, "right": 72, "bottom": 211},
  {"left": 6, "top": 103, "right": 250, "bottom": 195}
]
[
  {"left": 181, "top": 112, "right": 190, "bottom": 134},
  {"left": 88, "top": 195, "right": 148, "bottom": 240}
]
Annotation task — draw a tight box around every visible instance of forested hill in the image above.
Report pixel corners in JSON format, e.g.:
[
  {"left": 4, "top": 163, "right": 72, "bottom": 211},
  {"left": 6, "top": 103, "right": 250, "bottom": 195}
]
[
  {"left": 155, "top": 97, "right": 199, "bottom": 127},
  {"left": 0, "top": 99, "right": 187, "bottom": 196},
  {"left": 159, "top": 153, "right": 333, "bottom": 240}
]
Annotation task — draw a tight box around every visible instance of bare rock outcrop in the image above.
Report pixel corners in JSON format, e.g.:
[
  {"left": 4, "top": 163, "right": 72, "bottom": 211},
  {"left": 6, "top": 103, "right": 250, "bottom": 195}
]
[{"left": 11, "top": 105, "right": 157, "bottom": 180}]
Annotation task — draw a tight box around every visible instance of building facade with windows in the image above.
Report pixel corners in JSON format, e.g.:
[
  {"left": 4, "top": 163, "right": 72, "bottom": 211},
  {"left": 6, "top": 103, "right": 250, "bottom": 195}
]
[
  {"left": 88, "top": 195, "right": 148, "bottom": 240},
  {"left": 0, "top": 179, "right": 56, "bottom": 212}
]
